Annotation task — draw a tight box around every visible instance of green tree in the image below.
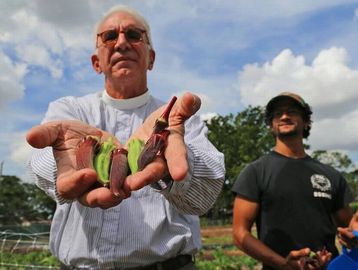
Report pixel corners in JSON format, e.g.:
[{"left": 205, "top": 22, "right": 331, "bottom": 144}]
[
  {"left": 0, "top": 175, "right": 32, "bottom": 224},
  {"left": 0, "top": 175, "right": 56, "bottom": 225},
  {"left": 205, "top": 106, "right": 274, "bottom": 219},
  {"left": 25, "top": 182, "right": 56, "bottom": 220}
]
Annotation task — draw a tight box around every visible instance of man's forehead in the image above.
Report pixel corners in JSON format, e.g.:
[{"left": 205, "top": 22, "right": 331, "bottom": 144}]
[{"left": 100, "top": 11, "right": 142, "bottom": 30}]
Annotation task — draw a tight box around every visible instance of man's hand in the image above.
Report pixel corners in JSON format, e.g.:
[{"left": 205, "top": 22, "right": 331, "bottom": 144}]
[
  {"left": 279, "top": 248, "right": 331, "bottom": 270},
  {"left": 27, "top": 92, "right": 200, "bottom": 207},
  {"left": 337, "top": 212, "right": 358, "bottom": 249},
  {"left": 26, "top": 120, "right": 129, "bottom": 208},
  {"left": 124, "top": 92, "right": 201, "bottom": 191}
]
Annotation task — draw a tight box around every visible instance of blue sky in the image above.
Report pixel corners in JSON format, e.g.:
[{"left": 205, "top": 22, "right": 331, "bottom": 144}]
[{"left": 1, "top": 0, "right": 358, "bottom": 180}]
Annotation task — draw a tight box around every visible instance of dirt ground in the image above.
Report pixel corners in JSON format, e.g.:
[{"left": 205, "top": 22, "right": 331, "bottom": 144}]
[
  {"left": 200, "top": 225, "right": 246, "bottom": 257},
  {"left": 201, "top": 225, "right": 233, "bottom": 238}
]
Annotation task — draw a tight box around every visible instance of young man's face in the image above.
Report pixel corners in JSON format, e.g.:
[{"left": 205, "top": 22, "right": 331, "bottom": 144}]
[{"left": 270, "top": 99, "right": 306, "bottom": 139}]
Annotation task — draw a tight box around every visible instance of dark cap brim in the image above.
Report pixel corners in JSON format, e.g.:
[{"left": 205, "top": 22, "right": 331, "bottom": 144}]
[{"left": 266, "top": 92, "right": 306, "bottom": 112}]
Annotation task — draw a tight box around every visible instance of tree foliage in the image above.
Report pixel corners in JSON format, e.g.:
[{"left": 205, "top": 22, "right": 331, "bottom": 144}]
[
  {"left": 204, "top": 106, "right": 274, "bottom": 218},
  {"left": 0, "top": 175, "right": 56, "bottom": 225}
]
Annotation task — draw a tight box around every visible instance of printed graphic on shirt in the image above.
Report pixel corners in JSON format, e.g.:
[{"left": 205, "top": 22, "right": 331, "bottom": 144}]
[{"left": 311, "top": 174, "right": 332, "bottom": 199}]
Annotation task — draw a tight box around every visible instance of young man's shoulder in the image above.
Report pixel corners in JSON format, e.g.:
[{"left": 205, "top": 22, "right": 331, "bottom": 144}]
[
  {"left": 308, "top": 157, "right": 342, "bottom": 177},
  {"left": 250, "top": 151, "right": 276, "bottom": 167}
]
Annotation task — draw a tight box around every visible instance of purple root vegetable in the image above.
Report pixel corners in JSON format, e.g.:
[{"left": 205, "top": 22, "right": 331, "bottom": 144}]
[
  {"left": 76, "top": 136, "right": 100, "bottom": 170},
  {"left": 109, "top": 148, "right": 129, "bottom": 197},
  {"left": 137, "top": 130, "right": 170, "bottom": 171}
]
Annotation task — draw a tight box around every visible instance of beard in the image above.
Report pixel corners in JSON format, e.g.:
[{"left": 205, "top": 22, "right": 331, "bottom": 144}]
[
  {"left": 276, "top": 129, "right": 299, "bottom": 138},
  {"left": 272, "top": 124, "right": 301, "bottom": 138}
]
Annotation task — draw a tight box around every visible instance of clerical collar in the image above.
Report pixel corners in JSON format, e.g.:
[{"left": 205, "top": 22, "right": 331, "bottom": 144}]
[{"left": 101, "top": 89, "right": 150, "bottom": 110}]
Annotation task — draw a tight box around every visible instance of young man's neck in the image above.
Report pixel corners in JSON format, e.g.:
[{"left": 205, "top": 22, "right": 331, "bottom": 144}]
[{"left": 274, "top": 137, "right": 306, "bottom": 159}]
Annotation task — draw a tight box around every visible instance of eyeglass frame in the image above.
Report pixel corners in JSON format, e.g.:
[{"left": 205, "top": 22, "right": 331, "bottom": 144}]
[
  {"left": 96, "top": 27, "right": 150, "bottom": 48},
  {"left": 271, "top": 108, "right": 303, "bottom": 119}
]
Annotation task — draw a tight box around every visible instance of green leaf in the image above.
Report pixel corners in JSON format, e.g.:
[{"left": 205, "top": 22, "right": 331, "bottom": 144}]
[{"left": 127, "top": 138, "right": 145, "bottom": 174}]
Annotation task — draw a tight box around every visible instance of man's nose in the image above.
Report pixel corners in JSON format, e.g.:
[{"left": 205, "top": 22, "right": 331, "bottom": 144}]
[{"left": 114, "top": 32, "right": 130, "bottom": 50}]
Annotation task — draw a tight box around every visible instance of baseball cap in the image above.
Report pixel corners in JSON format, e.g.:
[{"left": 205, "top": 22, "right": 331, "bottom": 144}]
[{"left": 266, "top": 92, "right": 306, "bottom": 112}]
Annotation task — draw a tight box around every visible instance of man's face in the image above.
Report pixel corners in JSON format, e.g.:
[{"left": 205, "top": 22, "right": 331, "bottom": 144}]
[
  {"left": 270, "top": 99, "right": 306, "bottom": 138},
  {"left": 93, "top": 11, "right": 154, "bottom": 81}
]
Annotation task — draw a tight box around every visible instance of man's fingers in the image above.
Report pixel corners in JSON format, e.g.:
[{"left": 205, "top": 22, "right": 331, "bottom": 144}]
[
  {"left": 26, "top": 123, "right": 61, "bottom": 149},
  {"left": 289, "top": 248, "right": 310, "bottom": 259},
  {"left": 176, "top": 92, "right": 201, "bottom": 119},
  {"left": 162, "top": 92, "right": 199, "bottom": 181},
  {"left": 56, "top": 168, "right": 98, "bottom": 200},
  {"left": 57, "top": 168, "right": 130, "bottom": 208},
  {"left": 316, "top": 250, "right": 332, "bottom": 266},
  {"left": 124, "top": 157, "right": 167, "bottom": 191},
  {"left": 78, "top": 187, "right": 124, "bottom": 209},
  {"left": 165, "top": 132, "right": 188, "bottom": 181},
  {"left": 111, "top": 93, "right": 200, "bottom": 193},
  {"left": 26, "top": 120, "right": 103, "bottom": 149},
  {"left": 169, "top": 92, "right": 201, "bottom": 129},
  {"left": 337, "top": 227, "right": 358, "bottom": 248}
]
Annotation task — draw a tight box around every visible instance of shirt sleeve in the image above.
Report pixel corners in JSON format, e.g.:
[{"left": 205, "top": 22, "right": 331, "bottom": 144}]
[
  {"left": 332, "top": 174, "right": 355, "bottom": 212},
  {"left": 231, "top": 163, "right": 260, "bottom": 202},
  {"left": 158, "top": 116, "right": 225, "bottom": 216}
]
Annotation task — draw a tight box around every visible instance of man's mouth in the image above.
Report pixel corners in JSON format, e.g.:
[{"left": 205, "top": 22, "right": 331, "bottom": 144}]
[
  {"left": 111, "top": 56, "right": 134, "bottom": 66},
  {"left": 278, "top": 121, "right": 293, "bottom": 127}
]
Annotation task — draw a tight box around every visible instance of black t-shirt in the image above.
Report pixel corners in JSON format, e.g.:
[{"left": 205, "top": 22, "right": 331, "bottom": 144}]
[{"left": 232, "top": 151, "right": 354, "bottom": 270}]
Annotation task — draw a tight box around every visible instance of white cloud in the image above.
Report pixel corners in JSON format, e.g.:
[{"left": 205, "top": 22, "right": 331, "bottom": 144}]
[
  {"left": 0, "top": 8, "right": 65, "bottom": 82},
  {"left": 238, "top": 47, "right": 358, "bottom": 118},
  {"left": 200, "top": 112, "right": 219, "bottom": 123},
  {"left": 9, "top": 132, "right": 32, "bottom": 166},
  {"left": 0, "top": 50, "right": 27, "bottom": 110},
  {"left": 0, "top": 131, "right": 33, "bottom": 181},
  {"left": 172, "top": 90, "right": 217, "bottom": 114},
  {"left": 237, "top": 46, "right": 358, "bottom": 155},
  {"left": 15, "top": 44, "right": 63, "bottom": 79},
  {"left": 311, "top": 108, "right": 358, "bottom": 151}
]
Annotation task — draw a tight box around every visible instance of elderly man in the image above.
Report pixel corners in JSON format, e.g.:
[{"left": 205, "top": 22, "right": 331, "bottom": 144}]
[{"left": 27, "top": 5, "right": 225, "bottom": 270}]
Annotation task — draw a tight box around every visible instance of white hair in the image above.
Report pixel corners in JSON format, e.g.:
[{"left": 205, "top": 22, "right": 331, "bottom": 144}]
[{"left": 93, "top": 5, "right": 153, "bottom": 50}]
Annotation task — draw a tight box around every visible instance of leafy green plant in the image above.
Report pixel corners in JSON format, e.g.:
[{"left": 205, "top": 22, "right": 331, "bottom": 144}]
[
  {"left": 0, "top": 250, "right": 59, "bottom": 269},
  {"left": 196, "top": 247, "right": 258, "bottom": 270}
]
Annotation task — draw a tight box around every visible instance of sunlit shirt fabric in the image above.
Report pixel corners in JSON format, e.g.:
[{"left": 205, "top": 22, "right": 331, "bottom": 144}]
[{"left": 28, "top": 90, "right": 225, "bottom": 269}]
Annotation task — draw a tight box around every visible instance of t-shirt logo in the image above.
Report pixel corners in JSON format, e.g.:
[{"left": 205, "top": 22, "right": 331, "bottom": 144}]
[{"left": 310, "top": 174, "right": 332, "bottom": 199}]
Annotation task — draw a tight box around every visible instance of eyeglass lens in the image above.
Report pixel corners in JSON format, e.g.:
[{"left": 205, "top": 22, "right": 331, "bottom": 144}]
[
  {"left": 273, "top": 109, "right": 301, "bottom": 118},
  {"left": 100, "top": 28, "right": 143, "bottom": 45}
]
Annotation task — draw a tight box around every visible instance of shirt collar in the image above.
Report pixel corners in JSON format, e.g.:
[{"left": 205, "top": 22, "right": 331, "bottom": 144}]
[{"left": 101, "top": 89, "right": 150, "bottom": 110}]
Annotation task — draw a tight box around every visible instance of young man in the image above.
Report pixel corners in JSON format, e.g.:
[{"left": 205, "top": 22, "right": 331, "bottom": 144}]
[
  {"left": 26, "top": 5, "right": 225, "bottom": 270},
  {"left": 232, "top": 92, "right": 357, "bottom": 270}
]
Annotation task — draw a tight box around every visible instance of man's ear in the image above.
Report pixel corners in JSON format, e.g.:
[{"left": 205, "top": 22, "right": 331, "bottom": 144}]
[
  {"left": 148, "top": 49, "right": 156, "bottom": 70},
  {"left": 91, "top": 54, "right": 102, "bottom": 74}
]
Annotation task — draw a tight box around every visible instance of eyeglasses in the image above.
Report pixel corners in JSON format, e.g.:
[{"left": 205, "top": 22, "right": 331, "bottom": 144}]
[
  {"left": 96, "top": 27, "right": 148, "bottom": 47},
  {"left": 272, "top": 108, "right": 302, "bottom": 118}
]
